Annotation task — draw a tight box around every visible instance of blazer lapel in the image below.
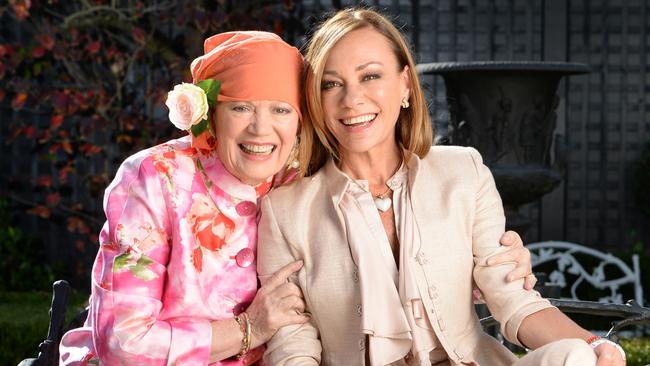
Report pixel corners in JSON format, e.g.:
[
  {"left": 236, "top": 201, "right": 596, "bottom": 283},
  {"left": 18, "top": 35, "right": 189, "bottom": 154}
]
[{"left": 407, "top": 150, "right": 449, "bottom": 259}]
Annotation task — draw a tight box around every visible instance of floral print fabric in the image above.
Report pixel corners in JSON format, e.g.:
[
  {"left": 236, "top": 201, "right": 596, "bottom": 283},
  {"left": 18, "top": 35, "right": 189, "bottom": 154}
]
[{"left": 59, "top": 136, "right": 270, "bottom": 365}]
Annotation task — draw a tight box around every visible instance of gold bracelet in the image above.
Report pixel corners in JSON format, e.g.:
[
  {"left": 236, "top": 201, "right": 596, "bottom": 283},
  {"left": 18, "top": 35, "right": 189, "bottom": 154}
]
[
  {"left": 234, "top": 314, "right": 249, "bottom": 359},
  {"left": 235, "top": 312, "right": 251, "bottom": 359}
]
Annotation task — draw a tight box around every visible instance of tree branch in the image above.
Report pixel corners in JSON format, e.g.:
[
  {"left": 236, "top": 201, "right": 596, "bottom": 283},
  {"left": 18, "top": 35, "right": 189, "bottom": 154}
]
[{"left": 9, "top": 193, "right": 104, "bottom": 227}]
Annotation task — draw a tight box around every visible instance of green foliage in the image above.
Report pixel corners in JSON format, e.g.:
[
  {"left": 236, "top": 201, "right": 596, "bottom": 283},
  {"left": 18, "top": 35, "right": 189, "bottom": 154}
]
[
  {"left": 0, "top": 291, "right": 88, "bottom": 365},
  {"left": 191, "top": 118, "right": 210, "bottom": 137},
  {"left": 0, "top": 198, "right": 63, "bottom": 291},
  {"left": 620, "top": 338, "right": 650, "bottom": 366},
  {"left": 198, "top": 78, "right": 221, "bottom": 107}
]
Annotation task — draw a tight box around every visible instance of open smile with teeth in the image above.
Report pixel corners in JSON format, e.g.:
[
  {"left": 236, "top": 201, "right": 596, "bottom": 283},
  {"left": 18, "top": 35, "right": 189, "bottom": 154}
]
[
  {"left": 340, "top": 113, "right": 377, "bottom": 126},
  {"left": 239, "top": 143, "right": 276, "bottom": 155}
]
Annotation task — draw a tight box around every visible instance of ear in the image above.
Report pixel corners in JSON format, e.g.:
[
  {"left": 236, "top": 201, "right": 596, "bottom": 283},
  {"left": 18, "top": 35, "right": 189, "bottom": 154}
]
[{"left": 400, "top": 65, "right": 411, "bottom": 100}]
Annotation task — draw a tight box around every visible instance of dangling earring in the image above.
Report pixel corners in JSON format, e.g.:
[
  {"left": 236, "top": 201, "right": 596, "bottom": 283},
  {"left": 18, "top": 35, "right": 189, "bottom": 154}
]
[
  {"left": 401, "top": 96, "right": 410, "bottom": 109},
  {"left": 287, "top": 137, "right": 300, "bottom": 169}
]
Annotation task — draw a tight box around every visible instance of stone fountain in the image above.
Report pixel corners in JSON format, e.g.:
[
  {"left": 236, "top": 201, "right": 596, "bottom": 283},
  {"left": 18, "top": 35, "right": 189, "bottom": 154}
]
[{"left": 418, "top": 61, "right": 590, "bottom": 235}]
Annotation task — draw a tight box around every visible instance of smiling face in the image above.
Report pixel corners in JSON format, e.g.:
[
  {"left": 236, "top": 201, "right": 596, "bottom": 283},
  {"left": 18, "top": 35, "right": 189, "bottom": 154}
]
[
  {"left": 214, "top": 100, "right": 299, "bottom": 185},
  {"left": 320, "top": 26, "right": 410, "bottom": 160}
]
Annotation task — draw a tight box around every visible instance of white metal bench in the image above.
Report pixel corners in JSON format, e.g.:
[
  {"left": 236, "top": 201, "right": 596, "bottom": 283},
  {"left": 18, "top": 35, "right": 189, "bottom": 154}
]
[
  {"left": 480, "top": 241, "right": 649, "bottom": 339},
  {"left": 528, "top": 240, "right": 643, "bottom": 306}
]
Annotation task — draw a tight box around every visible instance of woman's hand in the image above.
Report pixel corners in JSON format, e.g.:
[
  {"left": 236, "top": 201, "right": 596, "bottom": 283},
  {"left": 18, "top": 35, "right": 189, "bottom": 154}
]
[
  {"left": 247, "top": 260, "right": 310, "bottom": 348},
  {"left": 487, "top": 231, "right": 537, "bottom": 290},
  {"left": 593, "top": 340, "right": 626, "bottom": 366}
]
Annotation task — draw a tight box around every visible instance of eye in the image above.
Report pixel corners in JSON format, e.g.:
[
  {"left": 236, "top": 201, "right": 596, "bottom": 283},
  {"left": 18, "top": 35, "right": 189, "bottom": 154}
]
[
  {"left": 273, "top": 106, "right": 293, "bottom": 114},
  {"left": 232, "top": 104, "right": 252, "bottom": 112},
  {"left": 362, "top": 73, "right": 381, "bottom": 81},
  {"left": 321, "top": 80, "right": 341, "bottom": 90}
]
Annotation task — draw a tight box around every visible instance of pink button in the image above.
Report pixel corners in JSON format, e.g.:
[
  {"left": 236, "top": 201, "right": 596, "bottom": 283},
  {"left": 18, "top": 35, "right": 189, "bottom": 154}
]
[
  {"left": 235, "top": 247, "right": 255, "bottom": 267},
  {"left": 236, "top": 201, "right": 257, "bottom": 216}
]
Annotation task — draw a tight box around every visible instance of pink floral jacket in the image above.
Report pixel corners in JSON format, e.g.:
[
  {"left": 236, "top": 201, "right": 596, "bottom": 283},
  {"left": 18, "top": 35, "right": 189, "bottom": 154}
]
[{"left": 59, "top": 136, "right": 271, "bottom": 366}]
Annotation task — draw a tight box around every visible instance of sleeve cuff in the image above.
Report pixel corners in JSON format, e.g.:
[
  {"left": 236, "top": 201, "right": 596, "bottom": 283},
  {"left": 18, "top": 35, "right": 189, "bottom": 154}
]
[
  {"left": 168, "top": 319, "right": 212, "bottom": 365},
  {"left": 503, "top": 300, "right": 554, "bottom": 347}
]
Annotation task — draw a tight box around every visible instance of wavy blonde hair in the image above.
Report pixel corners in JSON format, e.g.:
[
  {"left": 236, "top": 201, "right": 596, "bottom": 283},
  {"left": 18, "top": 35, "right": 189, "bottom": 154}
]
[{"left": 299, "top": 8, "right": 433, "bottom": 175}]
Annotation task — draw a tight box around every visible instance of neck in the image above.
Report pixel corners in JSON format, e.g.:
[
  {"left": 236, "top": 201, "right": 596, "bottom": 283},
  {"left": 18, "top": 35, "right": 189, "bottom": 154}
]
[{"left": 338, "top": 143, "right": 402, "bottom": 188}]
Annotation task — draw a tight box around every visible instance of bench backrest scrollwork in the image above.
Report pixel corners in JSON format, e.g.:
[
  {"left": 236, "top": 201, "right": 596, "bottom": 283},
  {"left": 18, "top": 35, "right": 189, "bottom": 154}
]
[{"left": 528, "top": 241, "right": 643, "bottom": 306}]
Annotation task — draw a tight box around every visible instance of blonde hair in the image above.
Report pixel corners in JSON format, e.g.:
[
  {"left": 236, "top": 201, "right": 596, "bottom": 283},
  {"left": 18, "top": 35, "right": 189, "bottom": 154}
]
[{"left": 301, "top": 8, "right": 433, "bottom": 175}]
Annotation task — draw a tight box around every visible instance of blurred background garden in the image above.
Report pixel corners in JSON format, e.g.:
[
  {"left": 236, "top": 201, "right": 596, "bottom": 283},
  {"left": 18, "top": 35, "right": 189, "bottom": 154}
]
[{"left": 1, "top": 0, "right": 649, "bottom": 364}]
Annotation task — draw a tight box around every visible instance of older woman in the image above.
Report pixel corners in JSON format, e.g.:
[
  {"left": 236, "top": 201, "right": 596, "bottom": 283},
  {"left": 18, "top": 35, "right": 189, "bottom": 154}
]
[
  {"left": 58, "top": 31, "right": 309, "bottom": 366},
  {"left": 257, "top": 9, "right": 625, "bottom": 366},
  {"left": 59, "top": 30, "right": 533, "bottom": 366}
]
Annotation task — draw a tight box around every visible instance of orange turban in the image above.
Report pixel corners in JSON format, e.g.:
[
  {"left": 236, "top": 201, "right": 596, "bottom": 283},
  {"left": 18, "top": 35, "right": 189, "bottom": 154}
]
[{"left": 189, "top": 31, "right": 304, "bottom": 150}]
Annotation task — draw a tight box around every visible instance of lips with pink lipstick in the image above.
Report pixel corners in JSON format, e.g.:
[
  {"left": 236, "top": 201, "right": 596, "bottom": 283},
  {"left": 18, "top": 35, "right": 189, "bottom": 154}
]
[
  {"left": 239, "top": 143, "right": 276, "bottom": 156},
  {"left": 340, "top": 113, "right": 377, "bottom": 127}
]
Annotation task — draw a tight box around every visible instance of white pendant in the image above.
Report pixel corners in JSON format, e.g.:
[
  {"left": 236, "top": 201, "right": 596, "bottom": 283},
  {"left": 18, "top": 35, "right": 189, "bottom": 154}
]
[{"left": 374, "top": 197, "right": 392, "bottom": 212}]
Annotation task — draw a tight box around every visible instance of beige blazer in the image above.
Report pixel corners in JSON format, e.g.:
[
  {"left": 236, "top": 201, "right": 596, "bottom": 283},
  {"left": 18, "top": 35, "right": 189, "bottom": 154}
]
[{"left": 257, "top": 146, "right": 553, "bottom": 366}]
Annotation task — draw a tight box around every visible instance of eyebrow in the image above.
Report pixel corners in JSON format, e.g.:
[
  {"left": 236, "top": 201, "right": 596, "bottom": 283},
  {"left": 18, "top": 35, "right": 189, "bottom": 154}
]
[{"left": 323, "top": 61, "right": 384, "bottom": 76}]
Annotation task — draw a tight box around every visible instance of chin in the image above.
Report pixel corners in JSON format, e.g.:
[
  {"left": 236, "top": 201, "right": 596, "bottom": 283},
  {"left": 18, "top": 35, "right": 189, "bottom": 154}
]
[{"left": 245, "top": 166, "right": 277, "bottom": 184}]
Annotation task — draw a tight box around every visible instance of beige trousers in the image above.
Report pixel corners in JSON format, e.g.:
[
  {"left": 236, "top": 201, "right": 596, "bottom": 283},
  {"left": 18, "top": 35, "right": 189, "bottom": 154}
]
[
  {"left": 402, "top": 339, "right": 598, "bottom": 366},
  {"left": 512, "top": 339, "right": 598, "bottom": 366},
  {"left": 431, "top": 338, "right": 599, "bottom": 366}
]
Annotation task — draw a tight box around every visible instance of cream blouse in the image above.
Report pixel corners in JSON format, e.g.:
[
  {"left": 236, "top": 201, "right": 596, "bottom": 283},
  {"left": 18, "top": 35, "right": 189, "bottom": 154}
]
[{"left": 337, "top": 162, "right": 449, "bottom": 366}]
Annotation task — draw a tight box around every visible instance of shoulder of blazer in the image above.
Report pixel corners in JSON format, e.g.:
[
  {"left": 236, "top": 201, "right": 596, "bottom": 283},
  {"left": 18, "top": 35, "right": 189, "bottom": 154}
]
[
  {"left": 417, "top": 145, "right": 484, "bottom": 183},
  {"left": 263, "top": 169, "right": 331, "bottom": 223},
  {"left": 425, "top": 145, "right": 481, "bottom": 164}
]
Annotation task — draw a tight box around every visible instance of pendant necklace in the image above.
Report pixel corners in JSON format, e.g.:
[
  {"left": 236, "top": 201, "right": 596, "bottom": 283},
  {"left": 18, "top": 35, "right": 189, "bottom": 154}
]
[{"left": 373, "top": 186, "right": 393, "bottom": 212}]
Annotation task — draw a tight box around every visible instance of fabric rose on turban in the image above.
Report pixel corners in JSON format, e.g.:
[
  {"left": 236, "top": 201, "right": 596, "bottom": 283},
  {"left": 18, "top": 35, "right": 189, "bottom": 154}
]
[{"left": 165, "top": 83, "right": 209, "bottom": 131}]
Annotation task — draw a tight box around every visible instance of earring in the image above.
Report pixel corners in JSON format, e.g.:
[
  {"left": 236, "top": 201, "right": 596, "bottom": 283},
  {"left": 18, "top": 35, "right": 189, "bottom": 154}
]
[
  {"left": 401, "top": 96, "right": 410, "bottom": 109},
  {"left": 287, "top": 137, "right": 300, "bottom": 169}
]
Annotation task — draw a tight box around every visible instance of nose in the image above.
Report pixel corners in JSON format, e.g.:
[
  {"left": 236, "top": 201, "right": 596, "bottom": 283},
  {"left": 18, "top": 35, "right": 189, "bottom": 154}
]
[
  {"left": 247, "top": 108, "right": 273, "bottom": 135},
  {"left": 340, "top": 83, "right": 364, "bottom": 108}
]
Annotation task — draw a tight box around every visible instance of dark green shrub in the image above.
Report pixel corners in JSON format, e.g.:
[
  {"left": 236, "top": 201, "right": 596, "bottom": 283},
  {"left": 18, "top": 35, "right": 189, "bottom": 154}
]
[
  {"left": 620, "top": 337, "right": 650, "bottom": 366},
  {"left": 0, "top": 292, "right": 50, "bottom": 365},
  {"left": 0, "top": 198, "right": 64, "bottom": 291},
  {"left": 0, "top": 291, "right": 88, "bottom": 365}
]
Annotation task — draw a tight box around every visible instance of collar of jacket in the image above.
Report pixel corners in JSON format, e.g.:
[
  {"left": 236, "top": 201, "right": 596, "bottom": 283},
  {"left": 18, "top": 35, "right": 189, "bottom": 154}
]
[{"left": 322, "top": 148, "right": 422, "bottom": 207}]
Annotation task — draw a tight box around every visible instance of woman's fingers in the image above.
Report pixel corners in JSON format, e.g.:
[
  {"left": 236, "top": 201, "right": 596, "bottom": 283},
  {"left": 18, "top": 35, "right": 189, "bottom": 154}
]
[
  {"left": 487, "top": 232, "right": 534, "bottom": 286},
  {"left": 278, "top": 309, "right": 311, "bottom": 326},
  {"left": 523, "top": 273, "right": 537, "bottom": 290},
  {"left": 281, "top": 294, "right": 306, "bottom": 313},
  {"left": 504, "top": 250, "right": 532, "bottom": 281},
  {"left": 487, "top": 248, "right": 516, "bottom": 266},
  {"left": 270, "top": 281, "right": 303, "bottom": 299},
  {"left": 263, "top": 260, "right": 303, "bottom": 289},
  {"left": 245, "top": 262, "right": 307, "bottom": 344},
  {"left": 594, "top": 342, "right": 626, "bottom": 366},
  {"left": 488, "top": 246, "right": 532, "bottom": 277},
  {"left": 256, "top": 284, "right": 304, "bottom": 316},
  {"left": 500, "top": 230, "right": 522, "bottom": 247},
  {"left": 487, "top": 231, "right": 526, "bottom": 266}
]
